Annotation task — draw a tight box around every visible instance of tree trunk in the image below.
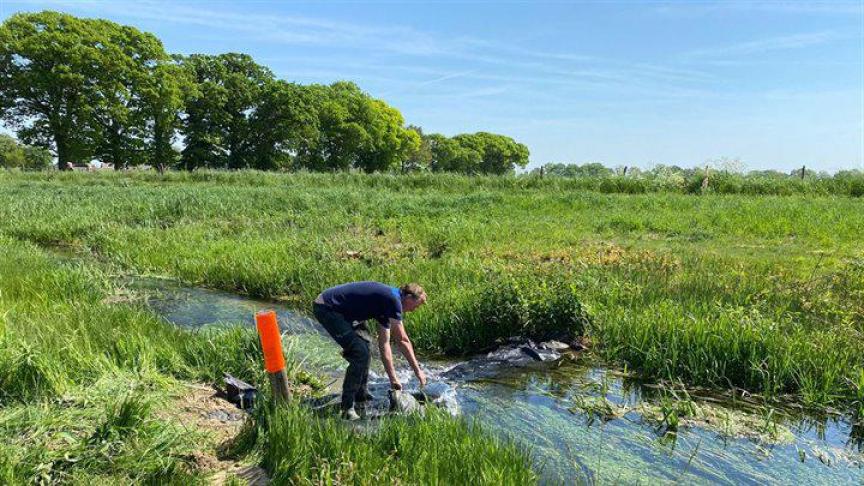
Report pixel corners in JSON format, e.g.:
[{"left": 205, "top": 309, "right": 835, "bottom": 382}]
[{"left": 55, "top": 135, "right": 72, "bottom": 170}]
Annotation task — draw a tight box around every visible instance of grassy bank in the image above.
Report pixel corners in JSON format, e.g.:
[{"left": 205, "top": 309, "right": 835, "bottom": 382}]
[
  {"left": 0, "top": 237, "right": 535, "bottom": 484},
  {"left": 0, "top": 170, "right": 862, "bottom": 411}
]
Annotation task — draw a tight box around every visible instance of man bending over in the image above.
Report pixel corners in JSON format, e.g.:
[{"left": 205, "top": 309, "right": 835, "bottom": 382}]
[{"left": 313, "top": 281, "right": 427, "bottom": 419}]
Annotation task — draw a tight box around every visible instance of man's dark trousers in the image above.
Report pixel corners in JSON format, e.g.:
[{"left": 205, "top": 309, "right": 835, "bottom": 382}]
[{"left": 313, "top": 302, "right": 371, "bottom": 410}]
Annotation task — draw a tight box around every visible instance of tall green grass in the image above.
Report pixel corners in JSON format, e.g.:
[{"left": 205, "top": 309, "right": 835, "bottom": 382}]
[
  {"left": 229, "top": 401, "right": 535, "bottom": 485},
  {"left": 2, "top": 168, "right": 862, "bottom": 196},
  {"left": 0, "top": 237, "right": 536, "bottom": 484},
  {"left": 0, "top": 171, "right": 862, "bottom": 409}
]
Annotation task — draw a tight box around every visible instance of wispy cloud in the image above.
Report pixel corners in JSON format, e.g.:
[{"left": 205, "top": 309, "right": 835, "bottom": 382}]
[
  {"left": 655, "top": 1, "right": 862, "bottom": 17},
  {"left": 6, "top": 0, "right": 451, "bottom": 56},
  {"left": 2, "top": 0, "right": 728, "bottom": 102},
  {"left": 681, "top": 31, "right": 843, "bottom": 59}
]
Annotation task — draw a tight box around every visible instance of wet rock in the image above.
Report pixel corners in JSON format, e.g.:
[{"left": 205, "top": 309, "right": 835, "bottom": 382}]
[
  {"left": 540, "top": 340, "right": 570, "bottom": 351},
  {"left": 413, "top": 382, "right": 460, "bottom": 416},
  {"left": 520, "top": 346, "right": 542, "bottom": 361},
  {"left": 486, "top": 346, "right": 526, "bottom": 362},
  {"left": 389, "top": 389, "right": 422, "bottom": 414},
  {"left": 520, "top": 346, "right": 561, "bottom": 362}
]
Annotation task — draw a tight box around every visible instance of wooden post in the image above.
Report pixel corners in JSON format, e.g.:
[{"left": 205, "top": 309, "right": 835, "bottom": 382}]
[
  {"left": 801, "top": 165, "right": 806, "bottom": 179},
  {"left": 255, "top": 310, "right": 291, "bottom": 403}
]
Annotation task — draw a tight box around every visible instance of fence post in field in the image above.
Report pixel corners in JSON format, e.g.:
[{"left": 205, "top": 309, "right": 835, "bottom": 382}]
[
  {"left": 255, "top": 310, "right": 291, "bottom": 403},
  {"left": 801, "top": 165, "right": 806, "bottom": 179}
]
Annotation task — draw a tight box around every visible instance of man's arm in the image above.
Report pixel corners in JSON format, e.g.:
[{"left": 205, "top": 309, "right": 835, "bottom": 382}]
[
  {"left": 389, "top": 319, "right": 426, "bottom": 387},
  {"left": 377, "top": 325, "right": 401, "bottom": 389}
]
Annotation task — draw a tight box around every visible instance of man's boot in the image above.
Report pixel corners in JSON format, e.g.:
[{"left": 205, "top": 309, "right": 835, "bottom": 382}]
[{"left": 342, "top": 406, "right": 361, "bottom": 421}]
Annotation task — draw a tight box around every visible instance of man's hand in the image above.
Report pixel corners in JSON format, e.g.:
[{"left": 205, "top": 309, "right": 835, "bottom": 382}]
[
  {"left": 416, "top": 369, "right": 427, "bottom": 388},
  {"left": 390, "top": 381, "right": 403, "bottom": 391}
]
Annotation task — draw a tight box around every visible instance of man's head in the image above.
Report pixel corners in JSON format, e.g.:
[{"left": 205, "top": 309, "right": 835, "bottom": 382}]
[{"left": 399, "top": 283, "right": 426, "bottom": 312}]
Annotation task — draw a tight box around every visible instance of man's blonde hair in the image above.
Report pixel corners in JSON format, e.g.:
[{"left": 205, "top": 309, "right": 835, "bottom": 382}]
[{"left": 399, "top": 283, "right": 425, "bottom": 300}]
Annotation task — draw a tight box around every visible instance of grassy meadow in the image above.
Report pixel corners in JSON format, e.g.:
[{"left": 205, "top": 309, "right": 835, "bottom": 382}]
[
  {"left": 0, "top": 169, "right": 862, "bottom": 483},
  {"left": 0, "top": 234, "right": 535, "bottom": 484}
]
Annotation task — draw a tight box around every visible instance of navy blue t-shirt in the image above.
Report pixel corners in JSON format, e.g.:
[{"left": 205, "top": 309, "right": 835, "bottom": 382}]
[{"left": 319, "top": 281, "right": 402, "bottom": 328}]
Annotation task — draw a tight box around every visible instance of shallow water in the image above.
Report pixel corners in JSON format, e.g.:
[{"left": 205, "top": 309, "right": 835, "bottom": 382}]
[{"left": 130, "top": 276, "right": 864, "bottom": 484}]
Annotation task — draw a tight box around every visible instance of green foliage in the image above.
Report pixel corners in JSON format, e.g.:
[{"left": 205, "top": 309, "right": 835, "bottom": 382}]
[
  {"left": 415, "top": 274, "right": 589, "bottom": 354},
  {"left": 236, "top": 402, "right": 535, "bottom": 485},
  {"left": 428, "top": 131, "right": 529, "bottom": 174},
  {"left": 531, "top": 163, "right": 864, "bottom": 197},
  {"left": 0, "top": 135, "right": 52, "bottom": 169},
  {"left": 89, "top": 19, "right": 172, "bottom": 169},
  {"left": 292, "top": 81, "right": 420, "bottom": 173},
  {"left": 402, "top": 125, "right": 433, "bottom": 172},
  {"left": 140, "top": 60, "right": 193, "bottom": 172},
  {"left": 0, "top": 11, "right": 194, "bottom": 171},
  {"left": 0, "top": 11, "right": 105, "bottom": 165},
  {"left": 535, "top": 162, "right": 614, "bottom": 178},
  {"left": 1, "top": 11, "right": 531, "bottom": 173},
  {"left": 0, "top": 380, "right": 205, "bottom": 484},
  {"left": 179, "top": 53, "right": 275, "bottom": 170}
]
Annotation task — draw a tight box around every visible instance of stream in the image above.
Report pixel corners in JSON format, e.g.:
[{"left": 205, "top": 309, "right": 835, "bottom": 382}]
[{"left": 126, "top": 276, "right": 863, "bottom": 485}]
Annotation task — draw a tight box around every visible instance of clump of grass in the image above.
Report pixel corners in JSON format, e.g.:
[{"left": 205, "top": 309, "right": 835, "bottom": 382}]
[
  {"left": 233, "top": 399, "right": 536, "bottom": 485},
  {"left": 0, "top": 376, "right": 204, "bottom": 485},
  {"left": 412, "top": 273, "right": 589, "bottom": 355}
]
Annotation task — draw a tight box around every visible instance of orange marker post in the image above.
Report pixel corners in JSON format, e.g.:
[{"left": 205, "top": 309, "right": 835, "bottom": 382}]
[{"left": 255, "top": 310, "right": 291, "bottom": 403}]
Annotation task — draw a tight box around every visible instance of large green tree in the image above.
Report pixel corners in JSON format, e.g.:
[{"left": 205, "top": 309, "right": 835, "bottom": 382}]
[
  {"left": 452, "top": 132, "right": 529, "bottom": 174},
  {"left": 245, "top": 80, "right": 318, "bottom": 170},
  {"left": 0, "top": 11, "right": 106, "bottom": 168},
  {"left": 427, "top": 133, "right": 481, "bottom": 173},
  {"left": 142, "top": 60, "right": 194, "bottom": 172},
  {"left": 0, "top": 11, "right": 184, "bottom": 170},
  {"left": 426, "top": 132, "right": 528, "bottom": 174},
  {"left": 179, "top": 53, "right": 274, "bottom": 170},
  {"left": 90, "top": 20, "right": 172, "bottom": 169},
  {"left": 294, "top": 82, "right": 418, "bottom": 172}
]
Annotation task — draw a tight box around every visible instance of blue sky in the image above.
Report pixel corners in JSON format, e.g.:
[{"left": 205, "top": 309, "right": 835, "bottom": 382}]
[{"left": 2, "top": 0, "right": 862, "bottom": 171}]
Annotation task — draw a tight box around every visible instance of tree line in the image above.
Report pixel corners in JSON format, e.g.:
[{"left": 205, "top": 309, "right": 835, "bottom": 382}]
[
  {"left": 0, "top": 11, "right": 529, "bottom": 173},
  {"left": 533, "top": 162, "right": 863, "bottom": 180}
]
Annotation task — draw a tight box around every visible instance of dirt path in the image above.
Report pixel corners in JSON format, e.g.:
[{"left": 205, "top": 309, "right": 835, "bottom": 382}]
[{"left": 163, "top": 383, "right": 269, "bottom": 485}]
